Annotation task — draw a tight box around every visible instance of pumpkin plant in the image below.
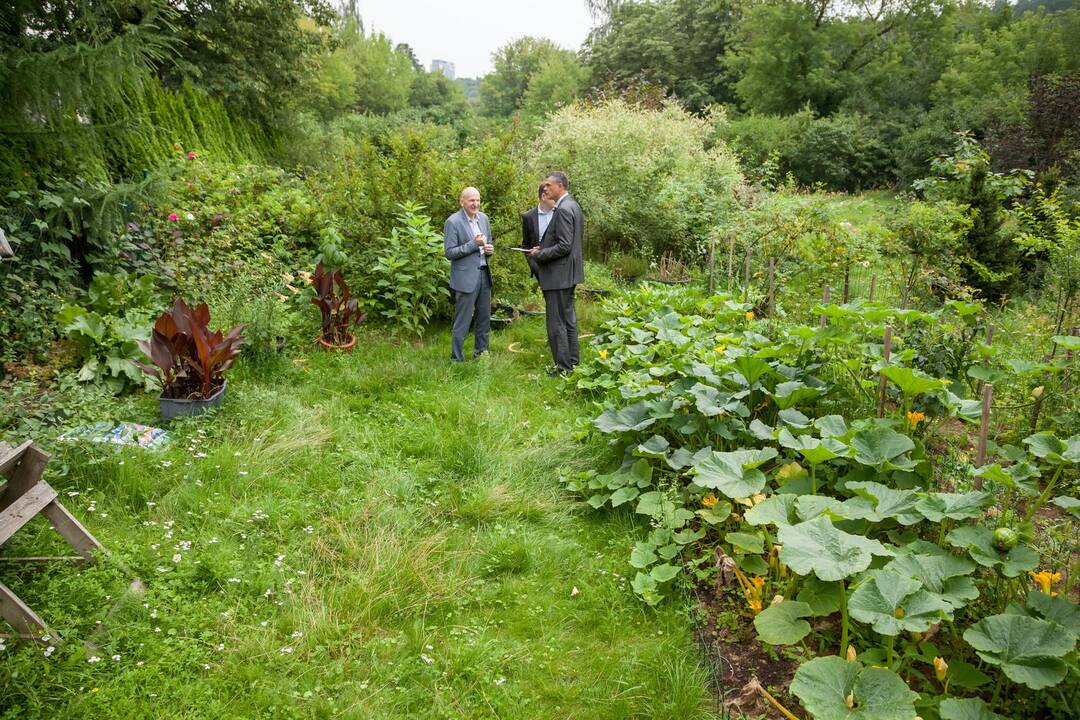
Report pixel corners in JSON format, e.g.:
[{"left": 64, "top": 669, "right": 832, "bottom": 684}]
[
  {"left": 136, "top": 297, "right": 245, "bottom": 400},
  {"left": 309, "top": 260, "right": 366, "bottom": 345}
]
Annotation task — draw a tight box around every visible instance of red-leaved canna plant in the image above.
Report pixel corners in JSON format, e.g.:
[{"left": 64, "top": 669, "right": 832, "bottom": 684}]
[
  {"left": 136, "top": 298, "right": 245, "bottom": 400},
  {"left": 310, "top": 260, "right": 366, "bottom": 346}
]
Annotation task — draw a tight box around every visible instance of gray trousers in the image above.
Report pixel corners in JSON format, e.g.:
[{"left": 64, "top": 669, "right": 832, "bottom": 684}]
[
  {"left": 451, "top": 269, "right": 491, "bottom": 361},
  {"left": 543, "top": 287, "right": 578, "bottom": 371}
]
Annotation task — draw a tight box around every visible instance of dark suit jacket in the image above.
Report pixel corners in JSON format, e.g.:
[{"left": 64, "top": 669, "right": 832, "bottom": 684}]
[
  {"left": 520, "top": 207, "right": 549, "bottom": 280},
  {"left": 534, "top": 193, "right": 585, "bottom": 291}
]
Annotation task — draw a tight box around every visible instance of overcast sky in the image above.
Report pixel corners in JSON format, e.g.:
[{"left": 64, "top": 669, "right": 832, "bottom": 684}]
[{"left": 354, "top": 1, "right": 598, "bottom": 79}]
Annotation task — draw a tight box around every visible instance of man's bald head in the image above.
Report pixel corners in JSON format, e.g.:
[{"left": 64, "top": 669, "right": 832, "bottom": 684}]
[{"left": 459, "top": 186, "right": 481, "bottom": 217}]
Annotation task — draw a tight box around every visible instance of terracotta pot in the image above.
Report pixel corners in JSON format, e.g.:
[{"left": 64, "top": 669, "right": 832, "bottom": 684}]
[{"left": 318, "top": 333, "right": 356, "bottom": 351}]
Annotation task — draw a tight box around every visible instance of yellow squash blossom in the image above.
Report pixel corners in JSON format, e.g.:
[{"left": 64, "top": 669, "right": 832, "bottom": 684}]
[
  {"left": 745, "top": 311, "right": 755, "bottom": 321},
  {"left": 714, "top": 344, "right": 726, "bottom": 354},
  {"left": 933, "top": 657, "right": 948, "bottom": 682},
  {"left": 846, "top": 645, "right": 858, "bottom": 662},
  {"left": 702, "top": 494, "right": 719, "bottom": 509},
  {"left": 598, "top": 349, "right": 609, "bottom": 360},
  {"left": 1029, "top": 570, "right": 1062, "bottom": 596},
  {"left": 906, "top": 411, "right": 926, "bottom": 427}
]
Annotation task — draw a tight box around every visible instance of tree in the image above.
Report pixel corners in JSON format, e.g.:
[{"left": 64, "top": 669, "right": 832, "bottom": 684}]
[
  {"left": 160, "top": 0, "right": 336, "bottom": 125},
  {"left": 479, "top": 37, "right": 575, "bottom": 117},
  {"left": 584, "top": 0, "right": 742, "bottom": 112},
  {"left": 409, "top": 70, "right": 473, "bottom": 126},
  {"left": 520, "top": 54, "right": 587, "bottom": 121}
]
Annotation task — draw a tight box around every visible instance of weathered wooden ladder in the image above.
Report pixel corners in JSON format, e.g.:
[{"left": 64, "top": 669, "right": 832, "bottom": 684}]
[{"left": 0, "top": 440, "right": 102, "bottom": 639}]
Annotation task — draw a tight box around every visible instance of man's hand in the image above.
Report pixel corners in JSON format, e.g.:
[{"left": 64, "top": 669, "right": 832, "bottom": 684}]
[
  {"left": 483, "top": 243, "right": 494, "bottom": 256},
  {"left": 527, "top": 246, "right": 539, "bottom": 257},
  {"left": 474, "top": 233, "right": 486, "bottom": 247}
]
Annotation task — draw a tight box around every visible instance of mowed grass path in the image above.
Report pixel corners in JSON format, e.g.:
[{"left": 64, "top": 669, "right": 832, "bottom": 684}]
[{"left": 2, "top": 317, "right": 712, "bottom": 719}]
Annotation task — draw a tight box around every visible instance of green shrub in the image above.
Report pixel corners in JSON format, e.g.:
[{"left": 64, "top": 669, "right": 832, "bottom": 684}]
[
  {"left": 54, "top": 271, "right": 161, "bottom": 394},
  {"left": 529, "top": 99, "right": 743, "bottom": 260},
  {"left": 362, "top": 203, "right": 448, "bottom": 335},
  {"left": 719, "top": 110, "right": 892, "bottom": 191}
]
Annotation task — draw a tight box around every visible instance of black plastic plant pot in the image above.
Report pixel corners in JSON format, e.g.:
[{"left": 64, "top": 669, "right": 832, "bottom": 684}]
[{"left": 159, "top": 379, "right": 227, "bottom": 424}]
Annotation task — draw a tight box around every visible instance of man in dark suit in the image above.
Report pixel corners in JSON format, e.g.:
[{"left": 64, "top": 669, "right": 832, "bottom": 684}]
[
  {"left": 528, "top": 171, "right": 584, "bottom": 374},
  {"left": 520, "top": 182, "right": 556, "bottom": 283},
  {"left": 444, "top": 186, "right": 494, "bottom": 362}
]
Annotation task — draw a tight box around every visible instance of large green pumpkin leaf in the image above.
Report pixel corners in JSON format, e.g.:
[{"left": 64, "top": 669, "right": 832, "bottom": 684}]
[
  {"left": 946, "top": 526, "right": 1039, "bottom": 577},
  {"left": 915, "top": 491, "right": 990, "bottom": 522},
  {"left": 815, "top": 414, "right": 849, "bottom": 437},
  {"left": 1026, "top": 591, "right": 1080, "bottom": 639},
  {"left": 1052, "top": 495, "right": 1080, "bottom": 519},
  {"left": 796, "top": 494, "right": 876, "bottom": 522},
  {"left": 881, "top": 366, "right": 946, "bottom": 396},
  {"left": 846, "top": 481, "right": 922, "bottom": 524},
  {"left": 1023, "top": 432, "right": 1080, "bottom": 464},
  {"left": 848, "top": 569, "right": 951, "bottom": 635},
  {"left": 744, "top": 494, "right": 800, "bottom": 528},
  {"left": 939, "top": 698, "right": 1004, "bottom": 720},
  {"left": 772, "top": 381, "right": 824, "bottom": 409},
  {"left": 779, "top": 516, "right": 894, "bottom": 581},
  {"left": 594, "top": 401, "right": 656, "bottom": 433},
  {"left": 796, "top": 576, "right": 845, "bottom": 616},
  {"left": 754, "top": 600, "right": 812, "bottom": 645},
  {"left": 779, "top": 428, "right": 847, "bottom": 465},
  {"left": 633, "top": 435, "right": 669, "bottom": 459},
  {"left": 963, "top": 614, "right": 1074, "bottom": 689},
  {"left": 692, "top": 447, "right": 777, "bottom": 499},
  {"left": 790, "top": 656, "right": 919, "bottom": 720},
  {"left": 725, "top": 531, "right": 764, "bottom": 554},
  {"left": 884, "top": 542, "right": 978, "bottom": 612},
  {"left": 850, "top": 427, "right": 916, "bottom": 469}
]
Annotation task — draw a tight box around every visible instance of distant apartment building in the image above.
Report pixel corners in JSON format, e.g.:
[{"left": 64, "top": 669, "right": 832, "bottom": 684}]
[{"left": 430, "top": 59, "right": 455, "bottom": 80}]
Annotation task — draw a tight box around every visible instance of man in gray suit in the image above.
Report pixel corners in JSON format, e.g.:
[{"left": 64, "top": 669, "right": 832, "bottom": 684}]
[
  {"left": 444, "top": 186, "right": 494, "bottom": 362},
  {"left": 528, "top": 171, "right": 584, "bottom": 374}
]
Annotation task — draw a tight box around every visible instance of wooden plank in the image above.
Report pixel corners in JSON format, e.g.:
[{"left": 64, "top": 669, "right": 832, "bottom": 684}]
[
  {"left": 0, "top": 580, "right": 46, "bottom": 638},
  {"left": 0, "top": 482, "right": 57, "bottom": 546},
  {"left": 40, "top": 501, "right": 102, "bottom": 561},
  {"left": 0, "top": 445, "right": 48, "bottom": 512},
  {"left": 0, "top": 440, "right": 32, "bottom": 477}
]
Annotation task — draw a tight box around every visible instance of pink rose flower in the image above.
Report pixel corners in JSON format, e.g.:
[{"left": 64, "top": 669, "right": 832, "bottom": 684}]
[
  {"left": 168, "top": 213, "right": 179, "bottom": 222},
  {"left": 187, "top": 151, "right": 197, "bottom": 160}
]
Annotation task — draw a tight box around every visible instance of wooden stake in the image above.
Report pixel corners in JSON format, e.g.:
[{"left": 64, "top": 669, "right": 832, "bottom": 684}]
[
  {"left": 842, "top": 264, "right": 850, "bottom": 304},
  {"left": 708, "top": 236, "right": 716, "bottom": 295},
  {"left": 975, "top": 383, "right": 993, "bottom": 478},
  {"left": 743, "top": 247, "right": 751, "bottom": 303},
  {"left": 868, "top": 274, "right": 877, "bottom": 303},
  {"left": 877, "top": 325, "right": 893, "bottom": 418},
  {"left": 768, "top": 258, "right": 776, "bottom": 322},
  {"left": 727, "top": 235, "right": 736, "bottom": 292},
  {"left": 820, "top": 285, "right": 830, "bottom": 327}
]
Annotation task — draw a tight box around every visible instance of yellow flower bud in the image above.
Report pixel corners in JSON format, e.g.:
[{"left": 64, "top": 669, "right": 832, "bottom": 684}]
[
  {"left": 846, "top": 645, "right": 857, "bottom": 661},
  {"left": 933, "top": 657, "right": 948, "bottom": 682}
]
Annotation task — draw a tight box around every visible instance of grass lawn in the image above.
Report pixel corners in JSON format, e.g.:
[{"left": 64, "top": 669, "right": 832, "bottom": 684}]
[{"left": 1, "top": 313, "right": 714, "bottom": 719}]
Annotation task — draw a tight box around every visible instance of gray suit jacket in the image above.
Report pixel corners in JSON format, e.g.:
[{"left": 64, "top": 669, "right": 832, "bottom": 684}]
[
  {"left": 534, "top": 194, "right": 584, "bottom": 291},
  {"left": 444, "top": 209, "right": 492, "bottom": 293}
]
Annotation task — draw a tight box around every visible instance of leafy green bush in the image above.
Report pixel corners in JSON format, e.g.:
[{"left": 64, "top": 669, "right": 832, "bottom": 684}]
[
  {"left": 55, "top": 271, "right": 161, "bottom": 394},
  {"left": 718, "top": 110, "right": 892, "bottom": 191},
  {"left": 156, "top": 160, "right": 322, "bottom": 299},
  {"left": 362, "top": 203, "right": 448, "bottom": 335},
  {"left": 530, "top": 99, "right": 743, "bottom": 260}
]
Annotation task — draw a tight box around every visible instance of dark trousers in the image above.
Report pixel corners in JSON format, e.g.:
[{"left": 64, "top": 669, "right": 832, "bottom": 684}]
[
  {"left": 543, "top": 286, "right": 578, "bottom": 372},
  {"left": 451, "top": 269, "right": 491, "bottom": 361}
]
